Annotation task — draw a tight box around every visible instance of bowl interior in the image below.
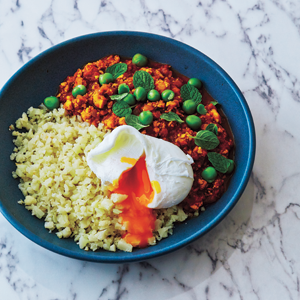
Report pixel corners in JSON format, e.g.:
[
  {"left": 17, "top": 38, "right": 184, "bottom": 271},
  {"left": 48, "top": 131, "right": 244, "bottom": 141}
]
[{"left": 0, "top": 32, "right": 255, "bottom": 263}]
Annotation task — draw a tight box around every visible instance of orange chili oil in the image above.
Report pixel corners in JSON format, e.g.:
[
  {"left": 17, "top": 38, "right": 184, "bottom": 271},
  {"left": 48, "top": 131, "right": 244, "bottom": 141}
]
[{"left": 56, "top": 55, "right": 234, "bottom": 213}]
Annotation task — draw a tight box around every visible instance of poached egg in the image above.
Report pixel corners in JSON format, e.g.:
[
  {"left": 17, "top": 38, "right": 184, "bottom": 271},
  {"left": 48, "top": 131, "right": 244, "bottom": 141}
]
[{"left": 87, "top": 125, "right": 194, "bottom": 209}]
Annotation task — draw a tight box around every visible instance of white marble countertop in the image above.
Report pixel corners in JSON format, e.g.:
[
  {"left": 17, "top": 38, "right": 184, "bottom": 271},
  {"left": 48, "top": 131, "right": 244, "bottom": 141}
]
[{"left": 1, "top": 0, "right": 299, "bottom": 299}]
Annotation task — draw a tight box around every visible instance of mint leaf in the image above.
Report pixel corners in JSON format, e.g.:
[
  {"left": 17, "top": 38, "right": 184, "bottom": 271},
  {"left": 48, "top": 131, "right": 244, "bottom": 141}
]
[
  {"left": 181, "top": 84, "right": 202, "bottom": 105},
  {"left": 210, "top": 100, "right": 219, "bottom": 106},
  {"left": 191, "top": 130, "right": 219, "bottom": 150},
  {"left": 160, "top": 112, "right": 184, "bottom": 124},
  {"left": 133, "top": 70, "right": 154, "bottom": 92},
  {"left": 206, "top": 123, "right": 218, "bottom": 135},
  {"left": 112, "top": 101, "right": 132, "bottom": 117},
  {"left": 110, "top": 93, "right": 128, "bottom": 101},
  {"left": 207, "top": 152, "right": 231, "bottom": 173},
  {"left": 106, "top": 63, "right": 127, "bottom": 79},
  {"left": 125, "top": 114, "right": 149, "bottom": 131}
]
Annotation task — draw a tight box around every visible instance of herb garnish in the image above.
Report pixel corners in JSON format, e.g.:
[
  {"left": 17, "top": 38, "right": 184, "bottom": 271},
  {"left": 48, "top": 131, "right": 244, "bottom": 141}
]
[
  {"left": 210, "top": 100, "right": 219, "bottom": 106},
  {"left": 206, "top": 123, "right": 218, "bottom": 135},
  {"left": 190, "top": 130, "right": 219, "bottom": 150},
  {"left": 125, "top": 114, "right": 149, "bottom": 131},
  {"left": 110, "top": 93, "right": 128, "bottom": 101},
  {"left": 106, "top": 63, "right": 128, "bottom": 80},
  {"left": 133, "top": 70, "right": 155, "bottom": 92},
  {"left": 160, "top": 112, "right": 184, "bottom": 124},
  {"left": 112, "top": 101, "right": 132, "bottom": 117},
  {"left": 180, "top": 84, "right": 202, "bottom": 105},
  {"left": 207, "top": 152, "right": 231, "bottom": 173}
]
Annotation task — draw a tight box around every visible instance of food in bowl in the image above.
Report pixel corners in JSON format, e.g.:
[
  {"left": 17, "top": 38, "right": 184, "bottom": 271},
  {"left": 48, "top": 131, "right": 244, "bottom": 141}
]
[{"left": 10, "top": 53, "right": 235, "bottom": 252}]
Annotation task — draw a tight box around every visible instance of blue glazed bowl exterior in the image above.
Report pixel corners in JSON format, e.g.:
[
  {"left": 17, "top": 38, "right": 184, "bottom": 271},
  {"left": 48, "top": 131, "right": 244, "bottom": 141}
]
[{"left": 0, "top": 31, "right": 255, "bottom": 263}]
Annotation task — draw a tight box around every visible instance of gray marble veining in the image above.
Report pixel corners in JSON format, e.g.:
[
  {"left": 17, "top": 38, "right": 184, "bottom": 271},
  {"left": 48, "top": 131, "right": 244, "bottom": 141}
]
[{"left": 1, "top": 0, "right": 300, "bottom": 299}]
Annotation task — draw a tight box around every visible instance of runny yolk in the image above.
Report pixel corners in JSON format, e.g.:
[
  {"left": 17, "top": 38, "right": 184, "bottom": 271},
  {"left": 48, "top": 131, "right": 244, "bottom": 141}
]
[
  {"left": 113, "top": 155, "right": 156, "bottom": 248},
  {"left": 120, "top": 157, "right": 137, "bottom": 166}
]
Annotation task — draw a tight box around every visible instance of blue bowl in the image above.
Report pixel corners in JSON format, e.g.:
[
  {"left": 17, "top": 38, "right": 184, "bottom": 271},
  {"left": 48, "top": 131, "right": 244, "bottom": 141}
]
[{"left": 0, "top": 31, "right": 255, "bottom": 263}]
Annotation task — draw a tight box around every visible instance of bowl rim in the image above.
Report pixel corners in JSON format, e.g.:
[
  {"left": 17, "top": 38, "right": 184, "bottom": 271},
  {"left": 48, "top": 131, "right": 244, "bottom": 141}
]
[{"left": 0, "top": 31, "right": 256, "bottom": 263}]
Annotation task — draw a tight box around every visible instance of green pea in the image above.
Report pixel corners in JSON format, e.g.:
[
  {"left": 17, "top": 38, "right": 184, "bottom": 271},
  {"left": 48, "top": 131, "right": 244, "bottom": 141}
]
[
  {"left": 132, "top": 53, "right": 148, "bottom": 67},
  {"left": 123, "top": 94, "right": 136, "bottom": 106},
  {"left": 227, "top": 159, "right": 235, "bottom": 173},
  {"left": 182, "top": 100, "right": 197, "bottom": 114},
  {"left": 202, "top": 167, "right": 217, "bottom": 183},
  {"left": 186, "top": 115, "right": 202, "bottom": 131},
  {"left": 161, "top": 89, "right": 175, "bottom": 101},
  {"left": 188, "top": 78, "right": 202, "bottom": 89},
  {"left": 134, "top": 86, "right": 147, "bottom": 101},
  {"left": 197, "top": 104, "right": 207, "bottom": 115},
  {"left": 138, "top": 111, "right": 153, "bottom": 125},
  {"left": 72, "top": 85, "right": 87, "bottom": 97},
  {"left": 147, "top": 89, "right": 160, "bottom": 101},
  {"left": 99, "top": 73, "right": 114, "bottom": 85},
  {"left": 118, "top": 83, "right": 130, "bottom": 95},
  {"left": 44, "top": 96, "right": 60, "bottom": 110}
]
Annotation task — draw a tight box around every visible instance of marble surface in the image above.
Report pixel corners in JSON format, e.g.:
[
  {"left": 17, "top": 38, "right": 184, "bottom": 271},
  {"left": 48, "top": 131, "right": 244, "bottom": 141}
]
[{"left": 0, "top": 0, "right": 299, "bottom": 299}]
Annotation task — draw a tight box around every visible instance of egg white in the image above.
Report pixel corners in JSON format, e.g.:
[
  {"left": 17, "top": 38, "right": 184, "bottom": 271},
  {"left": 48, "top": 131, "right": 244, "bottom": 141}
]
[{"left": 87, "top": 125, "right": 194, "bottom": 208}]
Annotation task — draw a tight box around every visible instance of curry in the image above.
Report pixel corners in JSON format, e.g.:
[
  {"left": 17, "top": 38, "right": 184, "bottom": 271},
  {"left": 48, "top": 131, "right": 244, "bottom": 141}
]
[{"left": 55, "top": 54, "right": 234, "bottom": 212}]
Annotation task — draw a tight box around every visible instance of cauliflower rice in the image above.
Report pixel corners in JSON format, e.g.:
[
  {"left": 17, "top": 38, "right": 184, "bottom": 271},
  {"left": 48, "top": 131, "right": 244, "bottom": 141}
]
[{"left": 10, "top": 106, "right": 195, "bottom": 252}]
